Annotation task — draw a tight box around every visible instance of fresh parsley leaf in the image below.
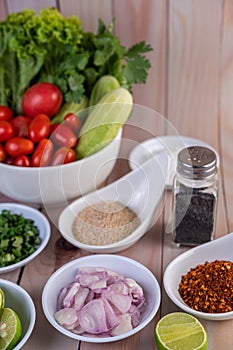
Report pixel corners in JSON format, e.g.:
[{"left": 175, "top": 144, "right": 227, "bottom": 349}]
[
  {"left": 123, "top": 41, "right": 153, "bottom": 85},
  {"left": 126, "top": 41, "right": 153, "bottom": 57}
]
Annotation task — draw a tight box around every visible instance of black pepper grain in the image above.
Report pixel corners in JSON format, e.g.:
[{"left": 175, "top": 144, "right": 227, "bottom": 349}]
[{"left": 174, "top": 185, "right": 216, "bottom": 245}]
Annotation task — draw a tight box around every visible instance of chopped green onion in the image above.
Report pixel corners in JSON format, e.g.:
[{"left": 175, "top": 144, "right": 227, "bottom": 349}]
[{"left": 0, "top": 210, "right": 41, "bottom": 267}]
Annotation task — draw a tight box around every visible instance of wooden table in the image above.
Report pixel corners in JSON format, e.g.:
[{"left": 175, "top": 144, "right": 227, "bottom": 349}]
[{"left": 1, "top": 112, "right": 233, "bottom": 350}]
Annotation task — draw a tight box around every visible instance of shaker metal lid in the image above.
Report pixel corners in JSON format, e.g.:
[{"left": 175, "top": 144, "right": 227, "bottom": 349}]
[{"left": 177, "top": 146, "right": 217, "bottom": 179}]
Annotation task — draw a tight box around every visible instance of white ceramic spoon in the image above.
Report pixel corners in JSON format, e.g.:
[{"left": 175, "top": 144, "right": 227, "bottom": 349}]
[
  {"left": 58, "top": 152, "right": 168, "bottom": 253},
  {"left": 163, "top": 232, "right": 233, "bottom": 320}
]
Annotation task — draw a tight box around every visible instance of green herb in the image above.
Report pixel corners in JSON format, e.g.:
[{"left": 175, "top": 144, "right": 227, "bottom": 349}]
[
  {"left": 0, "top": 209, "right": 41, "bottom": 267},
  {"left": 0, "top": 8, "right": 153, "bottom": 113}
]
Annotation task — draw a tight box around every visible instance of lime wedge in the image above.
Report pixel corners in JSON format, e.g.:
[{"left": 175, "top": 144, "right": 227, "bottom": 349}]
[
  {"left": 0, "top": 308, "right": 22, "bottom": 350},
  {"left": 155, "top": 312, "right": 208, "bottom": 350},
  {"left": 0, "top": 289, "right": 5, "bottom": 309}
]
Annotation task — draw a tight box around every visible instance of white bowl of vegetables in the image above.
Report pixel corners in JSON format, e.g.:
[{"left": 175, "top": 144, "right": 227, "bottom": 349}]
[
  {"left": 0, "top": 8, "right": 151, "bottom": 206},
  {"left": 42, "top": 254, "right": 161, "bottom": 343},
  {"left": 0, "top": 83, "right": 130, "bottom": 206},
  {"left": 0, "top": 203, "right": 51, "bottom": 273}
]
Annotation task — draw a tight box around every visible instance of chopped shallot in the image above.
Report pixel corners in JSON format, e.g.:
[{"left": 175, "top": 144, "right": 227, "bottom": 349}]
[{"left": 54, "top": 266, "right": 147, "bottom": 338}]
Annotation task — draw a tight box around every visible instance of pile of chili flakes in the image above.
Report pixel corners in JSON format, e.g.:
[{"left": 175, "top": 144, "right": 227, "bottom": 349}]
[{"left": 179, "top": 260, "right": 233, "bottom": 313}]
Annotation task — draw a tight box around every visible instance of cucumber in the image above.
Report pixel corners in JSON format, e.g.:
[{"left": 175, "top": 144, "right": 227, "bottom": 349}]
[
  {"left": 51, "top": 95, "right": 88, "bottom": 124},
  {"left": 89, "top": 75, "right": 120, "bottom": 107},
  {"left": 75, "top": 87, "right": 133, "bottom": 159}
]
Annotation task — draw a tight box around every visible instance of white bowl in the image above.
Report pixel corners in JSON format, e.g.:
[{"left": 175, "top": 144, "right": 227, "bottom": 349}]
[
  {"left": 0, "top": 279, "right": 36, "bottom": 349},
  {"left": 129, "top": 135, "right": 220, "bottom": 188},
  {"left": 42, "top": 254, "right": 161, "bottom": 343},
  {"left": 0, "top": 203, "right": 51, "bottom": 273},
  {"left": 58, "top": 153, "right": 167, "bottom": 253},
  {"left": 0, "top": 128, "right": 122, "bottom": 206},
  {"left": 163, "top": 233, "right": 233, "bottom": 320}
]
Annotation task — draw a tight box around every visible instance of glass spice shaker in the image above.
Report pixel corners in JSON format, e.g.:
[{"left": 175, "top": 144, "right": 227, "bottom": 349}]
[{"left": 172, "top": 146, "right": 218, "bottom": 246}]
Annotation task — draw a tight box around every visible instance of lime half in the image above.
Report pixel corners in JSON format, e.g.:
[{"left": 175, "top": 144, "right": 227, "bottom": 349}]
[
  {"left": 155, "top": 312, "right": 208, "bottom": 350},
  {"left": 0, "top": 308, "right": 22, "bottom": 350},
  {"left": 0, "top": 289, "right": 5, "bottom": 310}
]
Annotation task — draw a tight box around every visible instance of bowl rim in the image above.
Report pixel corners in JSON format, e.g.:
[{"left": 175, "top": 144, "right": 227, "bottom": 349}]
[
  {"left": 0, "top": 128, "right": 122, "bottom": 172},
  {"left": 58, "top": 210, "right": 151, "bottom": 252},
  {"left": 163, "top": 236, "right": 233, "bottom": 321},
  {"left": 42, "top": 254, "right": 161, "bottom": 343},
  {"left": 0, "top": 279, "right": 36, "bottom": 350},
  {"left": 0, "top": 203, "right": 51, "bottom": 274}
]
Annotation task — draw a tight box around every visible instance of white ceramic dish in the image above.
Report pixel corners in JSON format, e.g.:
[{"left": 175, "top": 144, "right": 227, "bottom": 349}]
[
  {"left": 0, "top": 279, "right": 36, "bottom": 349},
  {"left": 129, "top": 135, "right": 219, "bottom": 188},
  {"left": 0, "top": 203, "right": 51, "bottom": 273},
  {"left": 58, "top": 152, "right": 168, "bottom": 253},
  {"left": 163, "top": 232, "right": 233, "bottom": 320},
  {"left": 42, "top": 254, "right": 161, "bottom": 343},
  {"left": 0, "top": 128, "right": 122, "bottom": 206}
]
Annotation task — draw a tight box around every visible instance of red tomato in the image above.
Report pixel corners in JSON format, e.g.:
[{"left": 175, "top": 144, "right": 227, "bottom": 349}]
[
  {"left": 50, "top": 123, "right": 60, "bottom": 134},
  {"left": 51, "top": 124, "right": 77, "bottom": 148},
  {"left": 64, "top": 113, "right": 82, "bottom": 133},
  {"left": 0, "top": 106, "right": 13, "bottom": 121},
  {"left": 28, "top": 114, "right": 51, "bottom": 143},
  {"left": 51, "top": 147, "right": 76, "bottom": 166},
  {"left": 10, "top": 116, "right": 32, "bottom": 137},
  {"left": 0, "top": 120, "right": 14, "bottom": 142},
  {"left": 5, "top": 137, "right": 34, "bottom": 157},
  {"left": 13, "top": 155, "right": 31, "bottom": 167},
  {"left": 22, "top": 82, "right": 63, "bottom": 117},
  {"left": 4, "top": 156, "right": 15, "bottom": 165},
  {"left": 31, "top": 139, "right": 53, "bottom": 167},
  {"left": 0, "top": 144, "right": 6, "bottom": 162}
]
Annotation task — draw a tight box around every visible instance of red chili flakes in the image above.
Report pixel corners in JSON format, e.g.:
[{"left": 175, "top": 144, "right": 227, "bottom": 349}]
[{"left": 179, "top": 260, "right": 233, "bottom": 313}]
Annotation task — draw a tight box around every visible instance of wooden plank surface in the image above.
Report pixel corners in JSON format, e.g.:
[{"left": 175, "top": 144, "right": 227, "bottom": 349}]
[
  {"left": 59, "top": 0, "right": 113, "bottom": 32},
  {"left": 221, "top": 0, "right": 233, "bottom": 232},
  {"left": 0, "top": 0, "right": 6, "bottom": 20},
  {"left": 1, "top": 0, "right": 233, "bottom": 349},
  {"left": 114, "top": 0, "right": 167, "bottom": 115},
  {"left": 6, "top": 0, "right": 56, "bottom": 13}
]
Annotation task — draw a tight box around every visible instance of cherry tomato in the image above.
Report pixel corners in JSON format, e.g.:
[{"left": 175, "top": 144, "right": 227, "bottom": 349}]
[
  {"left": 50, "top": 123, "right": 60, "bottom": 134},
  {"left": 51, "top": 147, "right": 76, "bottom": 166},
  {"left": 13, "top": 155, "right": 31, "bottom": 167},
  {"left": 64, "top": 113, "right": 82, "bottom": 133},
  {"left": 31, "top": 139, "right": 53, "bottom": 167},
  {"left": 0, "top": 120, "right": 14, "bottom": 142},
  {"left": 5, "top": 137, "right": 34, "bottom": 157},
  {"left": 4, "top": 156, "right": 15, "bottom": 165},
  {"left": 10, "top": 116, "right": 32, "bottom": 137},
  {"left": 51, "top": 124, "right": 77, "bottom": 148},
  {"left": 0, "top": 144, "right": 6, "bottom": 162},
  {"left": 28, "top": 114, "right": 51, "bottom": 143},
  {"left": 0, "top": 106, "right": 13, "bottom": 121},
  {"left": 22, "top": 82, "right": 63, "bottom": 117}
]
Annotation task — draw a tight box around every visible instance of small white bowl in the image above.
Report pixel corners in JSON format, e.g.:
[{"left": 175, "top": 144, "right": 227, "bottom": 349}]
[
  {"left": 163, "top": 233, "right": 233, "bottom": 320},
  {"left": 129, "top": 135, "right": 220, "bottom": 188},
  {"left": 42, "top": 254, "right": 161, "bottom": 343},
  {"left": 58, "top": 153, "right": 167, "bottom": 253},
  {"left": 0, "top": 128, "right": 122, "bottom": 206},
  {"left": 0, "top": 279, "right": 36, "bottom": 350},
  {"left": 0, "top": 203, "right": 51, "bottom": 274}
]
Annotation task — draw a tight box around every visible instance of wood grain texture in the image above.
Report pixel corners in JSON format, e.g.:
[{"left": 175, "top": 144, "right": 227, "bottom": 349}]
[
  {"left": 59, "top": 0, "right": 113, "bottom": 32},
  {"left": 167, "top": 0, "right": 221, "bottom": 148},
  {"left": 114, "top": 0, "right": 167, "bottom": 116},
  {"left": 221, "top": 0, "right": 233, "bottom": 231},
  {"left": 0, "top": 0, "right": 6, "bottom": 20},
  {"left": 6, "top": 0, "right": 56, "bottom": 13}
]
